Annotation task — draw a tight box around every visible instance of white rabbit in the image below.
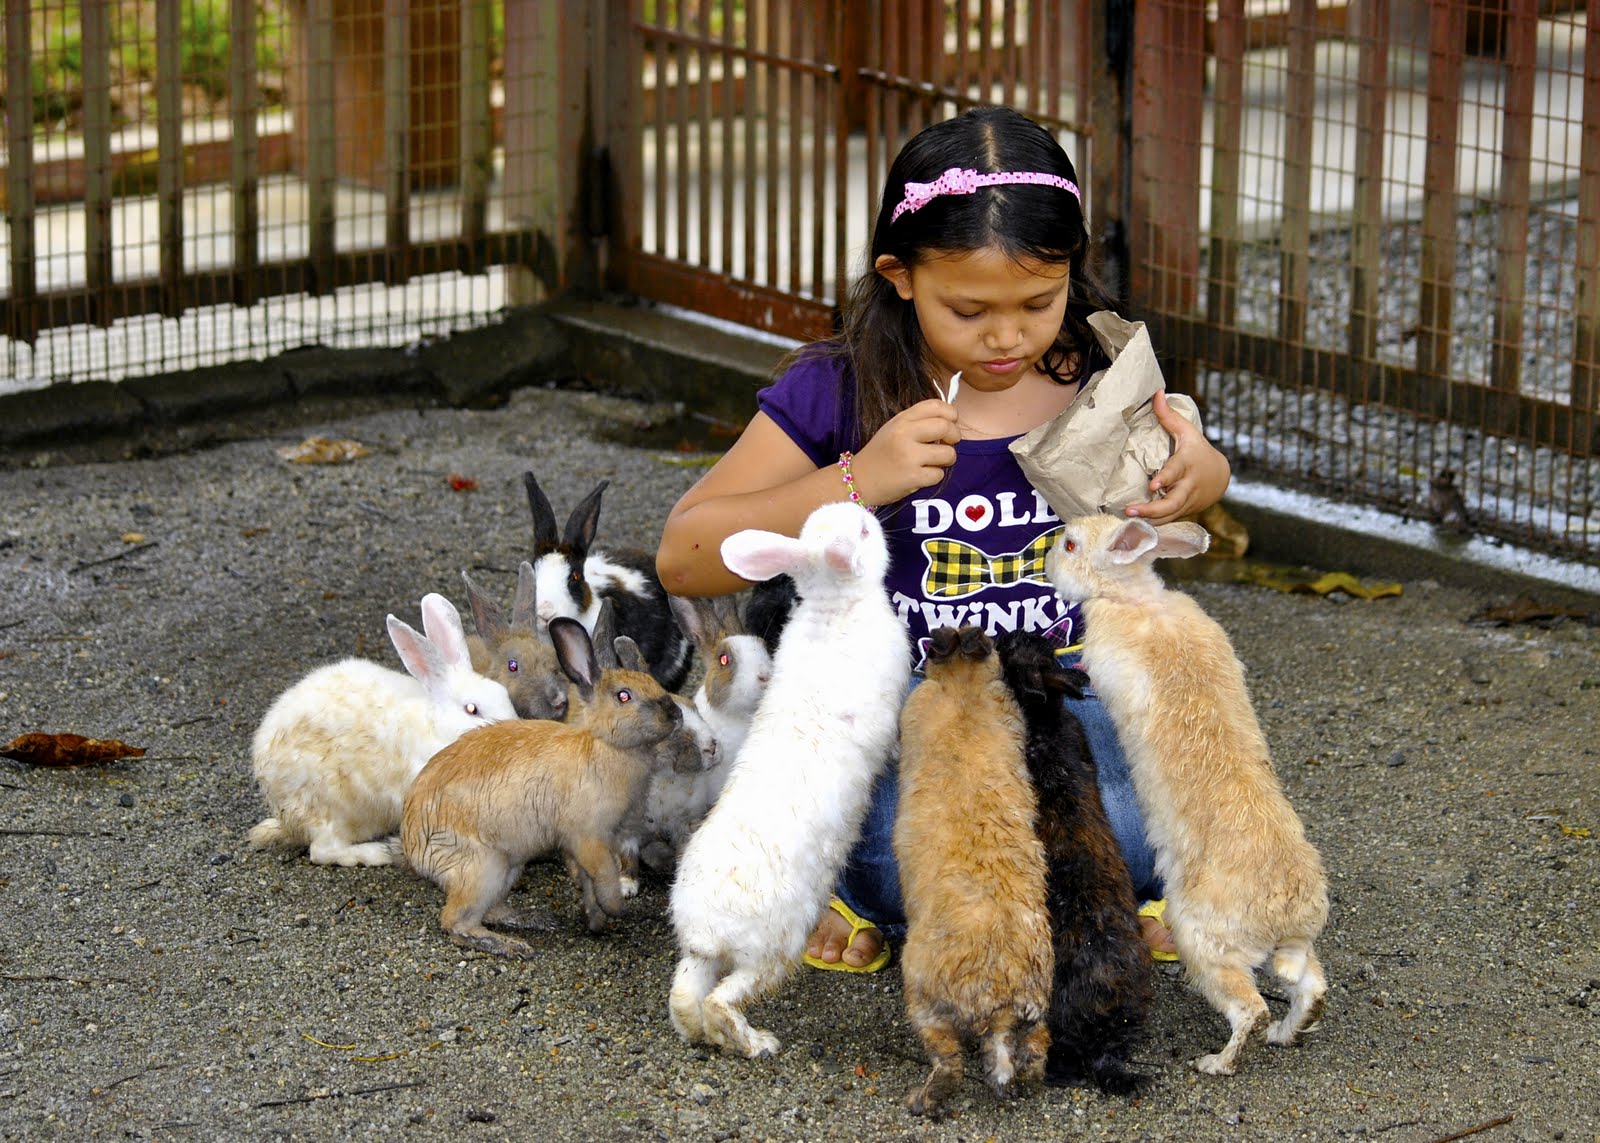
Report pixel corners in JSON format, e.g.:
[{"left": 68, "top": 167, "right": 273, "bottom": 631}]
[
  {"left": 248, "top": 593, "right": 517, "bottom": 867},
  {"left": 1045, "top": 514, "right": 1329, "bottom": 1077},
  {"left": 668, "top": 502, "right": 911, "bottom": 1058}
]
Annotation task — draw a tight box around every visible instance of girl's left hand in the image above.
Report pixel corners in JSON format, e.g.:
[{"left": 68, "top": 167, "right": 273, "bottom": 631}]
[{"left": 1127, "top": 390, "right": 1232, "bottom": 522}]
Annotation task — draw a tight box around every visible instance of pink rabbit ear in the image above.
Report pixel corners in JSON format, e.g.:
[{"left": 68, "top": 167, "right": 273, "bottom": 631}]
[
  {"left": 387, "top": 614, "right": 449, "bottom": 687},
  {"left": 1104, "top": 518, "right": 1160, "bottom": 565},
  {"left": 1151, "top": 521, "right": 1211, "bottom": 560},
  {"left": 418, "top": 593, "right": 469, "bottom": 665},
  {"left": 721, "top": 529, "right": 805, "bottom": 583}
]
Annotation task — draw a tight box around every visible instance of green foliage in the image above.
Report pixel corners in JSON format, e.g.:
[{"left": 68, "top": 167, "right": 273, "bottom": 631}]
[{"left": 182, "top": 0, "right": 233, "bottom": 99}]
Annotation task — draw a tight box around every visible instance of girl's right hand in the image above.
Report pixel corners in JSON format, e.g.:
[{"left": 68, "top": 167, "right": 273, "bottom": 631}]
[{"left": 852, "top": 399, "right": 960, "bottom": 506}]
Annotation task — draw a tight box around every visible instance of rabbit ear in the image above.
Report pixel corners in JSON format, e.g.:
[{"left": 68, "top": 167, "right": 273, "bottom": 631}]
[
  {"left": 668, "top": 594, "right": 709, "bottom": 648},
  {"left": 511, "top": 561, "right": 537, "bottom": 628},
  {"left": 563, "top": 480, "right": 609, "bottom": 556},
  {"left": 417, "top": 593, "right": 471, "bottom": 666},
  {"left": 525, "top": 471, "right": 560, "bottom": 556},
  {"left": 387, "top": 614, "right": 450, "bottom": 689},
  {"left": 1104, "top": 518, "right": 1161, "bottom": 566},
  {"left": 549, "top": 617, "right": 599, "bottom": 700},
  {"left": 613, "top": 635, "right": 649, "bottom": 674},
  {"left": 713, "top": 592, "right": 745, "bottom": 636},
  {"left": 590, "top": 598, "right": 620, "bottom": 672},
  {"left": 1152, "top": 521, "right": 1212, "bottom": 560},
  {"left": 461, "top": 570, "right": 507, "bottom": 641},
  {"left": 721, "top": 528, "right": 806, "bottom": 583}
]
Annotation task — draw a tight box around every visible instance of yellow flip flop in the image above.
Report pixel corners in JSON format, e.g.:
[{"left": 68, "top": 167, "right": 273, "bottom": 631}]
[
  {"left": 1138, "top": 898, "right": 1180, "bottom": 962},
  {"left": 802, "top": 897, "right": 892, "bottom": 973}
]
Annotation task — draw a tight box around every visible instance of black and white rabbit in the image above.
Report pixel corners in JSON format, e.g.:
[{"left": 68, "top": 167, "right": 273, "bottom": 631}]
[
  {"left": 995, "top": 629, "right": 1153, "bottom": 1095},
  {"left": 525, "top": 470, "right": 693, "bottom": 693}
]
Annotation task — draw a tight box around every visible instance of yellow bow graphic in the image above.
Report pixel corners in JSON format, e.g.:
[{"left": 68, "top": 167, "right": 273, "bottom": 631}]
[{"left": 920, "top": 528, "right": 1062, "bottom": 599}]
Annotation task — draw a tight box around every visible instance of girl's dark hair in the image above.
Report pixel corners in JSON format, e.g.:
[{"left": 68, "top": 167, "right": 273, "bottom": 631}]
[{"left": 815, "top": 106, "right": 1117, "bottom": 445}]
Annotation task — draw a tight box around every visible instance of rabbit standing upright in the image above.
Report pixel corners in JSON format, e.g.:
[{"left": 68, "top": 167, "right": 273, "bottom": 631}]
[
  {"left": 668, "top": 502, "right": 910, "bottom": 1059},
  {"left": 248, "top": 593, "right": 516, "bottom": 867},
  {"left": 401, "top": 615, "right": 684, "bottom": 958},
  {"left": 996, "top": 629, "right": 1152, "bottom": 1094},
  {"left": 460, "top": 563, "right": 568, "bottom": 720},
  {"left": 525, "top": 470, "right": 693, "bottom": 692},
  {"left": 1045, "top": 515, "right": 1329, "bottom": 1077},
  {"left": 894, "top": 625, "right": 1054, "bottom": 1116}
]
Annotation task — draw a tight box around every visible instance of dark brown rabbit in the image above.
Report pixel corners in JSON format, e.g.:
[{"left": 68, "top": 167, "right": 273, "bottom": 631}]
[{"left": 996, "top": 629, "right": 1152, "bottom": 1095}]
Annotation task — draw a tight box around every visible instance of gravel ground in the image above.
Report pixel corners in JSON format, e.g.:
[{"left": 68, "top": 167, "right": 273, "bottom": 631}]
[{"left": 1, "top": 387, "right": 1597, "bottom": 1142}]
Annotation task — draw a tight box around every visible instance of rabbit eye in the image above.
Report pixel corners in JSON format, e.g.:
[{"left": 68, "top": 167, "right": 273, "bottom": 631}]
[
  {"left": 617, "top": 689, "right": 633, "bottom": 703},
  {"left": 464, "top": 702, "right": 480, "bottom": 716},
  {"left": 1064, "top": 539, "right": 1077, "bottom": 553},
  {"left": 570, "top": 570, "right": 582, "bottom": 583},
  {"left": 718, "top": 652, "right": 731, "bottom": 667},
  {"left": 506, "top": 658, "right": 520, "bottom": 673}
]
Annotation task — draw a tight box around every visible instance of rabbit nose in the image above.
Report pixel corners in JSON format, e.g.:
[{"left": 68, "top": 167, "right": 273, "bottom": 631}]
[{"left": 536, "top": 602, "right": 557, "bottom": 621}]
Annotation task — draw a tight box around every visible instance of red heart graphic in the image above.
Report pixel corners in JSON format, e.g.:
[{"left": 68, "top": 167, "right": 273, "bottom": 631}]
[{"left": 965, "top": 504, "right": 986, "bottom": 522}]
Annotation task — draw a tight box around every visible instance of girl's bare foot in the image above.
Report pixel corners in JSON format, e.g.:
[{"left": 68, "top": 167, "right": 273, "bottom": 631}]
[
  {"left": 804, "top": 905, "right": 884, "bottom": 968},
  {"left": 1139, "top": 910, "right": 1178, "bottom": 958}
]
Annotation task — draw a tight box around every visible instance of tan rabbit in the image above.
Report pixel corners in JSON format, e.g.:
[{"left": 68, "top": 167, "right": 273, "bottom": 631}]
[
  {"left": 1045, "top": 514, "right": 1329, "bottom": 1077},
  {"left": 894, "top": 625, "right": 1053, "bottom": 1115},
  {"left": 400, "top": 615, "right": 683, "bottom": 958}
]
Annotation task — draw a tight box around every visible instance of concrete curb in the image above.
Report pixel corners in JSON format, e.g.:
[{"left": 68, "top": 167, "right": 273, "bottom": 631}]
[{"left": 4, "top": 294, "right": 1597, "bottom": 604}]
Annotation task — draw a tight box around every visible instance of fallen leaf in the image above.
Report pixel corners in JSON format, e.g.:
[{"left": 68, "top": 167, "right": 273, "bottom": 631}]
[
  {"left": 1557, "top": 822, "right": 1591, "bottom": 839},
  {"left": 241, "top": 526, "right": 271, "bottom": 538},
  {"left": 447, "top": 474, "right": 479, "bottom": 492},
  {"left": 1, "top": 733, "right": 146, "bottom": 767},
  {"left": 275, "top": 437, "right": 371, "bottom": 465},
  {"left": 1199, "top": 502, "right": 1250, "bottom": 559},
  {"left": 121, "top": 532, "right": 146, "bottom": 544},
  {"left": 1467, "top": 597, "right": 1600, "bottom": 627},
  {"left": 1238, "top": 564, "right": 1402, "bottom": 600}
]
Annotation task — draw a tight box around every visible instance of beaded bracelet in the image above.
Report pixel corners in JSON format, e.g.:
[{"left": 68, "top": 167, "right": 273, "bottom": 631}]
[{"left": 836, "top": 451, "right": 874, "bottom": 511}]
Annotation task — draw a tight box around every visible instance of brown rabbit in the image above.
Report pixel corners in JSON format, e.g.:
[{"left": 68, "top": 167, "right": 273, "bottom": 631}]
[
  {"left": 400, "top": 615, "right": 683, "bottom": 959},
  {"left": 894, "top": 625, "right": 1054, "bottom": 1115},
  {"left": 1045, "top": 514, "right": 1329, "bottom": 1077},
  {"left": 460, "top": 563, "right": 569, "bottom": 721}
]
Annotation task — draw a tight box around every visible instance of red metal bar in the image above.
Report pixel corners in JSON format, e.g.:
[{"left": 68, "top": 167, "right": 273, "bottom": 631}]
[
  {"left": 1349, "top": 0, "right": 1390, "bottom": 367},
  {"left": 1278, "top": 0, "right": 1318, "bottom": 352},
  {"left": 1490, "top": 0, "right": 1539, "bottom": 394},
  {"left": 1573, "top": 1, "right": 1600, "bottom": 413},
  {"left": 1206, "top": 0, "right": 1245, "bottom": 330},
  {"left": 1417, "top": 2, "right": 1464, "bottom": 378}
]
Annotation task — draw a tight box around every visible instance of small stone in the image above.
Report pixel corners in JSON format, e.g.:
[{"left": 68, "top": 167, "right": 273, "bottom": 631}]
[
  {"left": 1386, "top": 751, "right": 1407, "bottom": 768},
  {"left": 118, "top": 793, "right": 136, "bottom": 807}
]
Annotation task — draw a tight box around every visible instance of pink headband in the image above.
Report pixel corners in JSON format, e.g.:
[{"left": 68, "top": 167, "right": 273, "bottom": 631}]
[{"left": 890, "top": 167, "right": 1082, "bottom": 224}]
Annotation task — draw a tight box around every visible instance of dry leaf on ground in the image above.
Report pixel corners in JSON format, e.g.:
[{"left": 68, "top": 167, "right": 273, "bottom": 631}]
[
  {"left": 275, "top": 437, "right": 372, "bottom": 465},
  {"left": 1238, "top": 564, "right": 1403, "bottom": 601},
  {"left": 1, "top": 733, "right": 147, "bottom": 768}
]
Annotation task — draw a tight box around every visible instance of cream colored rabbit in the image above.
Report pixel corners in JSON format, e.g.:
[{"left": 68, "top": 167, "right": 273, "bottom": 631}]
[{"left": 1045, "top": 514, "right": 1329, "bottom": 1077}]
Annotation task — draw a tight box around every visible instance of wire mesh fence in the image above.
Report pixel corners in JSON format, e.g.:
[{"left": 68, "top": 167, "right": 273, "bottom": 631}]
[{"left": 1, "top": 0, "right": 529, "bottom": 392}]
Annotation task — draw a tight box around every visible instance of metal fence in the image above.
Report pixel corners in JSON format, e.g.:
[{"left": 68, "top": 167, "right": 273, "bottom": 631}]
[
  {"left": 4, "top": 2, "right": 1598, "bottom": 564},
  {"left": 609, "top": 1, "right": 1600, "bottom": 563},
  {"left": 1, "top": 0, "right": 546, "bottom": 389}
]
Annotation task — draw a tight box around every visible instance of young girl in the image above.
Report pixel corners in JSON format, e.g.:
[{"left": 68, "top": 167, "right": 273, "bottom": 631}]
[{"left": 656, "top": 106, "right": 1231, "bottom": 969}]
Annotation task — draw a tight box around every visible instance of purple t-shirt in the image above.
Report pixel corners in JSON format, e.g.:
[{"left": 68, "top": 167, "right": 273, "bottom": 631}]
[{"left": 758, "top": 349, "right": 1084, "bottom": 669}]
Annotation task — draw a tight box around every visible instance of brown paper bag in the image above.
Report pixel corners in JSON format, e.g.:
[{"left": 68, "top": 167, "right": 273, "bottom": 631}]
[{"left": 1009, "top": 310, "right": 1201, "bottom": 519}]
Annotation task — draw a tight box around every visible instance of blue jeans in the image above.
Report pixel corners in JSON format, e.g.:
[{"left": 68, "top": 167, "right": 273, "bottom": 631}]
[{"left": 835, "top": 652, "right": 1161, "bottom": 941}]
